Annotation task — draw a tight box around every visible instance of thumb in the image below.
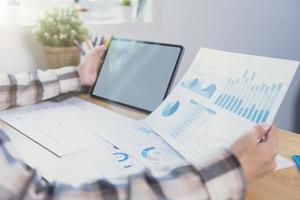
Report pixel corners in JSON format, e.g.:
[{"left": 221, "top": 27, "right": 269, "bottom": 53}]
[
  {"left": 254, "top": 124, "right": 271, "bottom": 141},
  {"left": 261, "top": 126, "right": 278, "bottom": 149},
  {"left": 95, "top": 45, "right": 106, "bottom": 55}
]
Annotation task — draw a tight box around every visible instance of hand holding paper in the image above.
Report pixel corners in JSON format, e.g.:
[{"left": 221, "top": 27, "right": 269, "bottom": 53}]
[
  {"left": 145, "top": 48, "right": 298, "bottom": 163},
  {"left": 231, "top": 124, "right": 278, "bottom": 182}
]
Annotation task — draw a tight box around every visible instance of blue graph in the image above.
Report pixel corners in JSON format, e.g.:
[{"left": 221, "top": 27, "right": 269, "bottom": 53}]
[
  {"left": 214, "top": 70, "right": 282, "bottom": 123},
  {"left": 113, "top": 152, "right": 129, "bottom": 162},
  {"left": 162, "top": 101, "right": 180, "bottom": 117},
  {"left": 142, "top": 147, "right": 161, "bottom": 161},
  {"left": 169, "top": 100, "right": 217, "bottom": 138},
  {"left": 181, "top": 78, "right": 217, "bottom": 98},
  {"left": 113, "top": 152, "right": 132, "bottom": 168}
]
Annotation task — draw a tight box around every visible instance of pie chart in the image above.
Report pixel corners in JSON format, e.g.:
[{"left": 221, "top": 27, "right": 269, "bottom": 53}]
[
  {"left": 113, "top": 152, "right": 129, "bottom": 162},
  {"left": 162, "top": 100, "right": 180, "bottom": 117},
  {"left": 141, "top": 147, "right": 161, "bottom": 161}
]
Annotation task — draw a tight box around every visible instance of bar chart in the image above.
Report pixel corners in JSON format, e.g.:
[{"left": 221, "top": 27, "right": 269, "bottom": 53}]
[{"left": 214, "top": 70, "right": 282, "bottom": 123}]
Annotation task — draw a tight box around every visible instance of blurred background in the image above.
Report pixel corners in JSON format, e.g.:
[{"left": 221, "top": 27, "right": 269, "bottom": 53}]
[{"left": 0, "top": 0, "right": 300, "bottom": 132}]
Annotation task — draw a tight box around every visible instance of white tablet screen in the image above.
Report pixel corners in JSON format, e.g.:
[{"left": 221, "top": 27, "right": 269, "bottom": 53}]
[{"left": 91, "top": 38, "right": 183, "bottom": 112}]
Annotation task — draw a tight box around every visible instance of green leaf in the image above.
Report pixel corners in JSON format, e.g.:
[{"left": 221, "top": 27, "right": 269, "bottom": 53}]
[{"left": 33, "top": 7, "right": 89, "bottom": 47}]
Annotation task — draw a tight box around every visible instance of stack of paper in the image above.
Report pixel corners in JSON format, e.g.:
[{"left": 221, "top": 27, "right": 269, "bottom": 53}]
[{"left": 144, "top": 48, "right": 299, "bottom": 163}]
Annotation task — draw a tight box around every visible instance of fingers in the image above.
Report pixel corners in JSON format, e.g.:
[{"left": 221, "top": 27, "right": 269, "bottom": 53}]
[
  {"left": 250, "top": 124, "right": 271, "bottom": 141},
  {"left": 84, "top": 46, "right": 105, "bottom": 66},
  {"left": 258, "top": 126, "right": 279, "bottom": 164},
  {"left": 87, "top": 46, "right": 106, "bottom": 58},
  {"left": 231, "top": 124, "right": 271, "bottom": 154},
  {"left": 95, "top": 45, "right": 106, "bottom": 56},
  {"left": 260, "top": 125, "right": 278, "bottom": 148},
  {"left": 267, "top": 126, "right": 278, "bottom": 144},
  {"left": 88, "top": 46, "right": 106, "bottom": 67},
  {"left": 264, "top": 126, "right": 279, "bottom": 157}
]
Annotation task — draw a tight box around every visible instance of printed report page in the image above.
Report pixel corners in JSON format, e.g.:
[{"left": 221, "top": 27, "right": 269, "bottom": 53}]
[{"left": 145, "top": 48, "right": 298, "bottom": 163}]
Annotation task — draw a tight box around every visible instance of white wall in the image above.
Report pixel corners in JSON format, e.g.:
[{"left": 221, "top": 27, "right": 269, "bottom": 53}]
[
  {"left": 1, "top": 0, "right": 300, "bottom": 132},
  {"left": 0, "top": 25, "right": 47, "bottom": 73},
  {"left": 154, "top": 0, "right": 300, "bottom": 132}
]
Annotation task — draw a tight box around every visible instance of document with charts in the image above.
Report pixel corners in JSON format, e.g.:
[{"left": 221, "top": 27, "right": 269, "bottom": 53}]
[
  {"left": 100, "top": 121, "right": 186, "bottom": 174},
  {"left": 0, "top": 97, "right": 145, "bottom": 185},
  {"left": 145, "top": 48, "right": 299, "bottom": 163},
  {"left": 0, "top": 97, "right": 133, "bottom": 157}
]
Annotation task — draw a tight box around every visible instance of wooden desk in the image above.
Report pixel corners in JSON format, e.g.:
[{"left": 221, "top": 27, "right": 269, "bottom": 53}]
[
  {"left": 80, "top": 94, "right": 300, "bottom": 200},
  {"left": 247, "top": 130, "right": 300, "bottom": 200}
]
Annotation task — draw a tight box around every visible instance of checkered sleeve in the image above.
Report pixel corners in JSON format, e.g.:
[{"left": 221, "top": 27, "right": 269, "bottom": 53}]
[
  {"left": 0, "top": 128, "right": 246, "bottom": 200},
  {"left": 0, "top": 66, "right": 81, "bottom": 110},
  {"left": 127, "top": 149, "right": 246, "bottom": 200}
]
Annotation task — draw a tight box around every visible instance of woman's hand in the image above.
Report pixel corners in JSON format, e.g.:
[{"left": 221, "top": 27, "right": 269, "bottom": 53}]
[
  {"left": 77, "top": 45, "right": 106, "bottom": 86},
  {"left": 231, "top": 124, "right": 278, "bottom": 183}
]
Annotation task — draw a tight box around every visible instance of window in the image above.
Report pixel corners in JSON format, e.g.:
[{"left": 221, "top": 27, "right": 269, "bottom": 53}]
[{"left": 0, "top": 0, "right": 153, "bottom": 25}]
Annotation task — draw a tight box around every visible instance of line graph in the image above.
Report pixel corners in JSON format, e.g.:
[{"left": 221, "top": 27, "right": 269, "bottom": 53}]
[{"left": 181, "top": 78, "right": 217, "bottom": 98}]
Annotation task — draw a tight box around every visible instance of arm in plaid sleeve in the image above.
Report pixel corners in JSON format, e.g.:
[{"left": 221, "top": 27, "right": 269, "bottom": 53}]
[
  {"left": 0, "top": 130, "right": 246, "bottom": 200},
  {"left": 0, "top": 66, "right": 80, "bottom": 110}
]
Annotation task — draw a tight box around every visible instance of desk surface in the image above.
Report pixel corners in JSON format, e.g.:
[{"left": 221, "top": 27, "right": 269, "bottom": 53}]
[
  {"left": 79, "top": 94, "right": 300, "bottom": 200},
  {"left": 2, "top": 94, "right": 300, "bottom": 199}
]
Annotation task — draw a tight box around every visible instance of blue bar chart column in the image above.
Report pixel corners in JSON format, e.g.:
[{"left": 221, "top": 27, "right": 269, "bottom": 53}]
[{"left": 214, "top": 70, "right": 282, "bottom": 123}]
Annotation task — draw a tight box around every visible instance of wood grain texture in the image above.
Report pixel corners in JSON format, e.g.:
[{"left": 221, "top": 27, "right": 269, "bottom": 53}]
[
  {"left": 78, "top": 94, "right": 147, "bottom": 120},
  {"left": 247, "top": 130, "right": 300, "bottom": 200}
]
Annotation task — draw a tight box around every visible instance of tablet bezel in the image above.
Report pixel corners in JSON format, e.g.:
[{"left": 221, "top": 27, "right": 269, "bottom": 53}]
[{"left": 90, "top": 37, "right": 184, "bottom": 113}]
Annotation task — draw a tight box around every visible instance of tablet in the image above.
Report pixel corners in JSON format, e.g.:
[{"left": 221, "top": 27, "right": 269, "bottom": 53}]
[{"left": 90, "top": 37, "right": 184, "bottom": 112}]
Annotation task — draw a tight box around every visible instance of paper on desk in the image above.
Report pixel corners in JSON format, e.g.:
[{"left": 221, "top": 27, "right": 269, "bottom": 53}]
[
  {"left": 102, "top": 121, "right": 294, "bottom": 173},
  {"left": 0, "top": 97, "right": 133, "bottom": 157},
  {"left": 145, "top": 48, "right": 299, "bottom": 164},
  {"left": 100, "top": 121, "right": 186, "bottom": 174},
  {"left": 40, "top": 150, "right": 103, "bottom": 186},
  {"left": 41, "top": 138, "right": 145, "bottom": 186},
  {"left": 85, "top": 139, "right": 145, "bottom": 180},
  {"left": 4, "top": 116, "right": 145, "bottom": 186},
  {"left": 275, "top": 155, "right": 295, "bottom": 170}
]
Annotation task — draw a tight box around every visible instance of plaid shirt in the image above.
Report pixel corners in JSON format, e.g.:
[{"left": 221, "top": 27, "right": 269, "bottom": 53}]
[{"left": 0, "top": 67, "right": 246, "bottom": 200}]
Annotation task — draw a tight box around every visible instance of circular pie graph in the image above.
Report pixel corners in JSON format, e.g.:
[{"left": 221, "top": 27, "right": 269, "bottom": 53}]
[
  {"left": 162, "top": 100, "right": 180, "bottom": 117},
  {"left": 113, "top": 152, "right": 129, "bottom": 162},
  {"left": 141, "top": 147, "right": 162, "bottom": 161}
]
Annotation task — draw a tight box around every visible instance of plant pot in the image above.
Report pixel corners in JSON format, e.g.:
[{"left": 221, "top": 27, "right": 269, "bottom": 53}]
[{"left": 43, "top": 46, "right": 80, "bottom": 69}]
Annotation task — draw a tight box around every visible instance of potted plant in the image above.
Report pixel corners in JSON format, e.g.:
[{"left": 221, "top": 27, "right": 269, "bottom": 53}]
[
  {"left": 122, "top": 0, "right": 131, "bottom": 6},
  {"left": 33, "top": 7, "right": 89, "bottom": 68}
]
